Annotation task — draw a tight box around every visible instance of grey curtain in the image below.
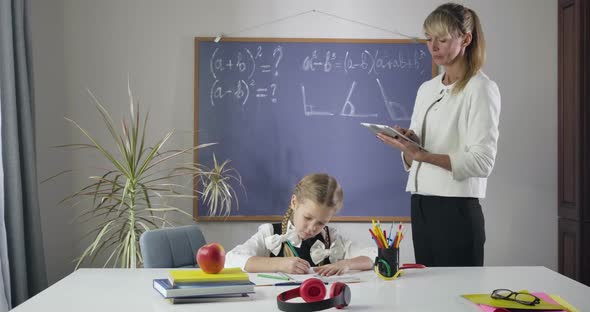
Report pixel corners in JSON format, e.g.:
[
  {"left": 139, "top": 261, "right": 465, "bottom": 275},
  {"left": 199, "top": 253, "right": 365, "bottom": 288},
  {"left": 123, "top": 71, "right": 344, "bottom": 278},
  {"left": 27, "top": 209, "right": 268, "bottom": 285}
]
[
  {"left": 0, "top": 92, "right": 8, "bottom": 312},
  {"left": 0, "top": 0, "right": 47, "bottom": 309}
]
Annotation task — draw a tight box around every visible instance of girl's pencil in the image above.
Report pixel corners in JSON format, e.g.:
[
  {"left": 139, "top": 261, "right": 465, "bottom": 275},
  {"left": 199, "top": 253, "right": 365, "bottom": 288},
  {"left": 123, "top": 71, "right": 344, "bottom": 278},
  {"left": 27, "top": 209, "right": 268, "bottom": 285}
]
[{"left": 286, "top": 240, "right": 300, "bottom": 257}]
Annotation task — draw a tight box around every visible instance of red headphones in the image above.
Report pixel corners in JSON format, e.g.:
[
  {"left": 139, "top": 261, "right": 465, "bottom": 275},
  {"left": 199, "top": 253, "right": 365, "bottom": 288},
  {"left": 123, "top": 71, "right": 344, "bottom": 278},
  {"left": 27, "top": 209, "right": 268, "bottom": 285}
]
[{"left": 276, "top": 278, "right": 351, "bottom": 311}]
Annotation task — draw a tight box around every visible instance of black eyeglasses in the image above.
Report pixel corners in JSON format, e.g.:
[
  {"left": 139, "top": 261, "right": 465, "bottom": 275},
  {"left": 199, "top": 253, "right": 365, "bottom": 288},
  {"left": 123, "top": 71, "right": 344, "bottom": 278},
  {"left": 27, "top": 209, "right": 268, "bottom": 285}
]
[{"left": 490, "top": 289, "right": 541, "bottom": 306}]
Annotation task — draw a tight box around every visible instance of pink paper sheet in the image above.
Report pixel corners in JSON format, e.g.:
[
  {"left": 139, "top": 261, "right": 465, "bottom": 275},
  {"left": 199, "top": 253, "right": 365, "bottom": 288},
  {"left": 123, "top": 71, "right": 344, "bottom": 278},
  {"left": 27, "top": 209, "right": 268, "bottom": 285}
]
[{"left": 476, "top": 292, "right": 566, "bottom": 312}]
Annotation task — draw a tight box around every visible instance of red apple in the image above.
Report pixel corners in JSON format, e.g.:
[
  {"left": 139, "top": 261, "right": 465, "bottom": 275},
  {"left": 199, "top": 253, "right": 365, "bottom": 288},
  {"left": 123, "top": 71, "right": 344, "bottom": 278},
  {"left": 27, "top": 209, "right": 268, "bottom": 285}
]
[{"left": 196, "top": 242, "right": 226, "bottom": 273}]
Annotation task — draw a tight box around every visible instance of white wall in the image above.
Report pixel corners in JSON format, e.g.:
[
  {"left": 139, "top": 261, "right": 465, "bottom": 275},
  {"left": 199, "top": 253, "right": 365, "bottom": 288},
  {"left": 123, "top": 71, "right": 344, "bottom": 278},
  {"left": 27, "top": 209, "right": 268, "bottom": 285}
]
[
  {"left": 30, "top": 0, "right": 73, "bottom": 284},
  {"left": 30, "top": 0, "right": 557, "bottom": 285}
]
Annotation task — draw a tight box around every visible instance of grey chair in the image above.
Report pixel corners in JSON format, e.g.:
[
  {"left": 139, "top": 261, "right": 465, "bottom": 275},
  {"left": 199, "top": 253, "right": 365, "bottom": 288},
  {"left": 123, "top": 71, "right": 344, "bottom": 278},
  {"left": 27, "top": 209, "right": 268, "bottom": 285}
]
[{"left": 139, "top": 225, "right": 206, "bottom": 268}]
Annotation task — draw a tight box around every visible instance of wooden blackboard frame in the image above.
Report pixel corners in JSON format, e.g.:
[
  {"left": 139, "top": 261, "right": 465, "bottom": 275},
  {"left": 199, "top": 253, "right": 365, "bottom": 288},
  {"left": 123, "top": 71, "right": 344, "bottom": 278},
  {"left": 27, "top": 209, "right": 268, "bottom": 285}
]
[{"left": 193, "top": 37, "right": 436, "bottom": 222}]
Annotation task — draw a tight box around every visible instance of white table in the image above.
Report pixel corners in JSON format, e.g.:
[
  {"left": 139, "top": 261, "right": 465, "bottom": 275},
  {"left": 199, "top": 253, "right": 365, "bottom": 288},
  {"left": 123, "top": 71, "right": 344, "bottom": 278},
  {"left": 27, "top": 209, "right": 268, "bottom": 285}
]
[{"left": 11, "top": 267, "right": 590, "bottom": 311}]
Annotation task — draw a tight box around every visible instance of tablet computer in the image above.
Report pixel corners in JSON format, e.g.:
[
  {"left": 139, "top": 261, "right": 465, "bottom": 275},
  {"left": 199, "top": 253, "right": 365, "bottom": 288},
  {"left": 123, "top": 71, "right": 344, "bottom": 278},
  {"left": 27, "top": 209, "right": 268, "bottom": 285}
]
[{"left": 361, "top": 122, "right": 427, "bottom": 151}]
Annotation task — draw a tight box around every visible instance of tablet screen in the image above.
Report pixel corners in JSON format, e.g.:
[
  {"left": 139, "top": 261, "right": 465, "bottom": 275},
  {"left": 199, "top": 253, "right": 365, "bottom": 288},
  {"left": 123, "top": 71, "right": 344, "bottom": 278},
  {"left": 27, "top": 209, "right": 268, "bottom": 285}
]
[{"left": 361, "top": 123, "right": 427, "bottom": 151}]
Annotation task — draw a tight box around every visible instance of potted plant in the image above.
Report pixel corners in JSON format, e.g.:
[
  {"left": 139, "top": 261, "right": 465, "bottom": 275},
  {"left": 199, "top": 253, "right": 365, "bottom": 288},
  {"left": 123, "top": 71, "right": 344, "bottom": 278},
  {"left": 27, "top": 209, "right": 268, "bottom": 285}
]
[{"left": 48, "top": 83, "right": 241, "bottom": 269}]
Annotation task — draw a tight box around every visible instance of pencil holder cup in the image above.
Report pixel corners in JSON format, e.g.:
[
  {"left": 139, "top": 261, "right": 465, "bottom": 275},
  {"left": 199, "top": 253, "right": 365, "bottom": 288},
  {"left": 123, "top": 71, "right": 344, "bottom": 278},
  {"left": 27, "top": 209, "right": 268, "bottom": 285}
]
[{"left": 374, "top": 248, "right": 399, "bottom": 278}]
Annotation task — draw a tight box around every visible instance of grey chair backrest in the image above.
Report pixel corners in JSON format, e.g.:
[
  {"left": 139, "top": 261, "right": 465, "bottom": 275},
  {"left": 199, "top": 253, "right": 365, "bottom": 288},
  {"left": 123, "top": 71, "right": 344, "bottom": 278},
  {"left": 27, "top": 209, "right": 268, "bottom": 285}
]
[{"left": 139, "top": 225, "right": 206, "bottom": 268}]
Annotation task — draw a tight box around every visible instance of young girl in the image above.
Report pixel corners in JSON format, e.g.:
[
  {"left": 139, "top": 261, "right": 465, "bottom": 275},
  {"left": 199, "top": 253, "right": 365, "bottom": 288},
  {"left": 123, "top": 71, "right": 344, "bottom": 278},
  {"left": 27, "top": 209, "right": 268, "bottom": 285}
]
[{"left": 225, "top": 173, "right": 374, "bottom": 276}]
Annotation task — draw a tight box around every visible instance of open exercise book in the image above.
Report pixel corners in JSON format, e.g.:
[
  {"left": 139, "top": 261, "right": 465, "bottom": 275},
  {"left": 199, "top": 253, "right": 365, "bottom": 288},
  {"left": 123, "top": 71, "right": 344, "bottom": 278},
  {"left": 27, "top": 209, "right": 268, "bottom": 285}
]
[
  {"left": 252, "top": 270, "right": 364, "bottom": 286},
  {"left": 293, "top": 273, "right": 362, "bottom": 284}
]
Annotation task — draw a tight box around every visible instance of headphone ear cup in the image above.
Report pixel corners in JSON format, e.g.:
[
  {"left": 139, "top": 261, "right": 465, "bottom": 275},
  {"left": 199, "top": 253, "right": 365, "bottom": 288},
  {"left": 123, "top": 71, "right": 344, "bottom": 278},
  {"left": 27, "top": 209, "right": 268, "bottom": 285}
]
[
  {"left": 330, "top": 282, "right": 345, "bottom": 298},
  {"left": 330, "top": 282, "right": 349, "bottom": 309},
  {"left": 299, "top": 278, "right": 326, "bottom": 302}
]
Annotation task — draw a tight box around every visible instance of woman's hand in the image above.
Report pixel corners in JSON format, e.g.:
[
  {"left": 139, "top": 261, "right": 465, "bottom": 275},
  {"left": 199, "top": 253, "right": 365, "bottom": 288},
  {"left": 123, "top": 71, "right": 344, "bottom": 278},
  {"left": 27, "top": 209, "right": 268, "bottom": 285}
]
[
  {"left": 313, "top": 260, "right": 351, "bottom": 276},
  {"left": 278, "top": 257, "right": 311, "bottom": 274},
  {"left": 394, "top": 126, "right": 420, "bottom": 144},
  {"left": 376, "top": 126, "right": 427, "bottom": 162}
]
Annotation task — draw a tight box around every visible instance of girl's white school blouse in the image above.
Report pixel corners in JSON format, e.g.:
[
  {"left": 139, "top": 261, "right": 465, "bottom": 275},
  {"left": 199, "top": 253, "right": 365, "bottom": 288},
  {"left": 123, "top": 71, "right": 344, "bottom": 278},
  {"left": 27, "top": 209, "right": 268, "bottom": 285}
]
[
  {"left": 403, "top": 71, "right": 501, "bottom": 198},
  {"left": 225, "top": 221, "right": 376, "bottom": 270}
]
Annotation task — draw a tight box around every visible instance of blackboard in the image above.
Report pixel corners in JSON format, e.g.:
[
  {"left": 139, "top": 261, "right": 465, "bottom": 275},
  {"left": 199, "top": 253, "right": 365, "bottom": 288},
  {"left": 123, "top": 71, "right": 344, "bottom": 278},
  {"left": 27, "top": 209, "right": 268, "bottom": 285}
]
[{"left": 194, "top": 38, "right": 435, "bottom": 222}]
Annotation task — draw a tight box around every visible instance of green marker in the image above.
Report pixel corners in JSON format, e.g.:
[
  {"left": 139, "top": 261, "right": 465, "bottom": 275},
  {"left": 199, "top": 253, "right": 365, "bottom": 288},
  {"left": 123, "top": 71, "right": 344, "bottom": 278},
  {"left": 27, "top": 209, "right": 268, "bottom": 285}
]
[{"left": 257, "top": 273, "right": 289, "bottom": 281}]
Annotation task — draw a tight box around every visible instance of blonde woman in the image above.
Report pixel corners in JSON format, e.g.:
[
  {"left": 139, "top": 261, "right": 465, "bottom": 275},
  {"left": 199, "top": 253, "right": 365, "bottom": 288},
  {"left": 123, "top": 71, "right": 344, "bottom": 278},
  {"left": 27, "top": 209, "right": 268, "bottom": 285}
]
[
  {"left": 225, "top": 173, "right": 374, "bottom": 276},
  {"left": 377, "top": 3, "right": 500, "bottom": 267}
]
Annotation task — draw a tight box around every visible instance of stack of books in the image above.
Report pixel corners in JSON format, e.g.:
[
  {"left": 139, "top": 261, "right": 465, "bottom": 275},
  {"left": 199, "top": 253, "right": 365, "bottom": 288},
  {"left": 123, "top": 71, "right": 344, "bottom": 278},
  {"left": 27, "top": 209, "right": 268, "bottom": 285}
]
[{"left": 153, "top": 267, "right": 254, "bottom": 304}]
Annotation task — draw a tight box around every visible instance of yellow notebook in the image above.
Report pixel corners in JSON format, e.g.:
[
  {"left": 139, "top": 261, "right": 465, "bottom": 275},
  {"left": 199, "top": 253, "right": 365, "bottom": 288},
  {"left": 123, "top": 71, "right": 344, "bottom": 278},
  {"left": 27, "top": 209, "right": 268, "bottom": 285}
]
[
  {"left": 169, "top": 267, "right": 249, "bottom": 285},
  {"left": 551, "top": 295, "right": 579, "bottom": 312}
]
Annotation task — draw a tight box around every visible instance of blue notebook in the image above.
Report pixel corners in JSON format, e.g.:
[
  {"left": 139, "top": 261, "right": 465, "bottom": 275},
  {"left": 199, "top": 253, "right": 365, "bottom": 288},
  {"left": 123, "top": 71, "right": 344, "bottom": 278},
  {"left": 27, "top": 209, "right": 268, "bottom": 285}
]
[
  {"left": 153, "top": 279, "right": 255, "bottom": 298},
  {"left": 168, "top": 293, "right": 252, "bottom": 304}
]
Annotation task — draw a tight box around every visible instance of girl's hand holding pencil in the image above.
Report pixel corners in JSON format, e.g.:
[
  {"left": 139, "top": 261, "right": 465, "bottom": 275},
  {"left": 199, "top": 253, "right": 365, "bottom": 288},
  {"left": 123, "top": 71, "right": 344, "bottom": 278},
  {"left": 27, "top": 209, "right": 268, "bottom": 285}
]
[{"left": 278, "top": 257, "right": 310, "bottom": 274}]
